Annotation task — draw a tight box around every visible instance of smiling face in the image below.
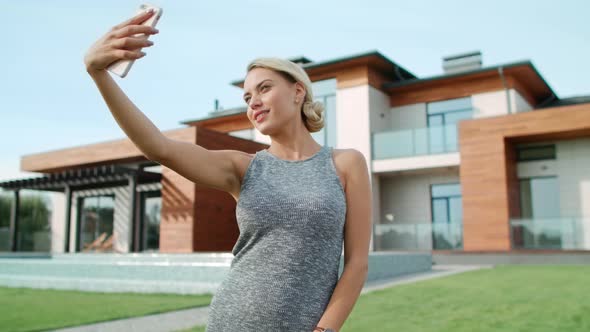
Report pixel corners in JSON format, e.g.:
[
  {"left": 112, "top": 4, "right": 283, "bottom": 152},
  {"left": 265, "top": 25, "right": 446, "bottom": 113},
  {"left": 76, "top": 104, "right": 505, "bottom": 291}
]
[{"left": 243, "top": 67, "right": 306, "bottom": 135}]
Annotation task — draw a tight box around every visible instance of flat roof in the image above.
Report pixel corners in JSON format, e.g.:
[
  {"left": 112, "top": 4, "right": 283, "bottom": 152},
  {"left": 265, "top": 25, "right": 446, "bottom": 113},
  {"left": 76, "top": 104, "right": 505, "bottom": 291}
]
[
  {"left": 180, "top": 106, "right": 247, "bottom": 125},
  {"left": 0, "top": 165, "right": 162, "bottom": 192},
  {"left": 540, "top": 95, "right": 590, "bottom": 108},
  {"left": 383, "top": 60, "right": 550, "bottom": 90},
  {"left": 230, "top": 50, "right": 416, "bottom": 87},
  {"left": 383, "top": 60, "right": 558, "bottom": 105}
]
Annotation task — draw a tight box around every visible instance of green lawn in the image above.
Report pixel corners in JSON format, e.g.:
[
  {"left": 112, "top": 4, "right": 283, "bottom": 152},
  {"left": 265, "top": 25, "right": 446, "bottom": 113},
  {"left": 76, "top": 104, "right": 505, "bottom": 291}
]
[
  {"left": 3, "top": 265, "right": 589, "bottom": 332},
  {"left": 342, "top": 265, "right": 590, "bottom": 332},
  {"left": 0, "top": 287, "right": 213, "bottom": 332},
  {"left": 179, "top": 265, "right": 590, "bottom": 332}
]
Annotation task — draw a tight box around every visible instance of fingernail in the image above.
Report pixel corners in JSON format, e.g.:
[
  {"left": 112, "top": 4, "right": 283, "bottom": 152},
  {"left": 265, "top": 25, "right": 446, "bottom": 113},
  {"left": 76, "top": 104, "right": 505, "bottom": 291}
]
[{"left": 145, "top": 8, "right": 153, "bottom": 14}]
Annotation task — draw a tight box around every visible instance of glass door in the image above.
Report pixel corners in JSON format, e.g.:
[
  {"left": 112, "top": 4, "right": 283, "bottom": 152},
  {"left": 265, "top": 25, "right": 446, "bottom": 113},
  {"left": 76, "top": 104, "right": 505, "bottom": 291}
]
[
  {"left": 140, "top": 190, "right": 161, "bottom": 252},
  {"left": 78, "top": 195, "right": 115, "bottom": 252},
  {"left": 431, "top": 183, "right": 463, "bottom": 250}
]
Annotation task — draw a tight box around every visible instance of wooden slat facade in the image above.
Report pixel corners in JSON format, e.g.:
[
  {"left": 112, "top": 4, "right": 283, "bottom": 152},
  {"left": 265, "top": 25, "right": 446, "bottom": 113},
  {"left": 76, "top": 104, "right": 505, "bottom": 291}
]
[
  {"left": 20, "top": 127, "right": 198, "bottom": 173},
  {"left": 459, "top": 103, "right": 590, "bottom": 251},
  {"left": 387, "top": 66, "right": 549, "bottom": 107}
]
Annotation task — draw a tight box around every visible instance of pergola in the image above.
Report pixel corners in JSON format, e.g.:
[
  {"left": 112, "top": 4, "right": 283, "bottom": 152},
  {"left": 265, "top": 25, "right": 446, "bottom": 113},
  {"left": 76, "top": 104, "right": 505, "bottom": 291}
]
[{"left": 0, "top": 165, "right": 162, "bottom": 253}]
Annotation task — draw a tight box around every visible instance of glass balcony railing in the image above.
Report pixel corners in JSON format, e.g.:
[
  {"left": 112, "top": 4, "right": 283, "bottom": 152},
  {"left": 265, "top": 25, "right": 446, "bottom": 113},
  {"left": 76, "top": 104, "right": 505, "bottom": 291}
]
[
  {"left": 510, "top": 217, "right": 590, "bottom": 250},
  {"left": 374, "top": 221, "right": 463, "bottom": 251},
  {"left": 372, "top": 123, "right": 458, "bottom": 160}
]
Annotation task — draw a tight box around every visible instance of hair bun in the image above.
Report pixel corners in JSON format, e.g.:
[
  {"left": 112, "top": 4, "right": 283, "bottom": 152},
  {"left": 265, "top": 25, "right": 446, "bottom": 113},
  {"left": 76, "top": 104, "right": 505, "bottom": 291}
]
[
  {"left": 301, "top": 100, "right": 325, "bottom": 133},
  {"left": 312, "top": 101, "right": 324, "bottom": 113}
]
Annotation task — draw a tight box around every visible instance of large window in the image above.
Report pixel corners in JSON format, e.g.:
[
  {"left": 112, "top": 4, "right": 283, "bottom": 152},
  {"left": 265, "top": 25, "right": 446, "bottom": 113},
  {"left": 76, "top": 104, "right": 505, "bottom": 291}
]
[
  {"left": 427, "top": 97, "right": 473, "bottom": 154},
  {"left": 78, "top": 195, "right": 115, "bottom": 252},
  {"left": 516, "top": 145, "right": 556, "bottom": 162},
  {"left": 141, "top": 191, "right": 161, "bottom": 252},
  {"left": 519, "top": 176, "right": 560, "bottom": 218},
  {"left": 0, "top": 190, "right": 12, "bottom": 251},
  {"left": 427, "top": 97, "right": 473, "bottom": 125},
  {"left": 0, "top": 189, "right": 52, "bottom": 252},
  {"left": 310, "top": 78, "right": 337, "bottom": 147},
  {"left": 513, "top": 176, "right": 562, "bottom": 249},
  {"left": 430, "top": 183, "right": 463, "bottom": 250}
]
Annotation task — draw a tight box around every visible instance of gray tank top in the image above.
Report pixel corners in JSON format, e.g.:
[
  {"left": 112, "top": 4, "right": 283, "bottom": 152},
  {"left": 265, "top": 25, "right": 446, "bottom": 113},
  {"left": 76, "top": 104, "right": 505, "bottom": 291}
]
[{"left": 206, "top": 144, "right": 347, "bottom": 332}]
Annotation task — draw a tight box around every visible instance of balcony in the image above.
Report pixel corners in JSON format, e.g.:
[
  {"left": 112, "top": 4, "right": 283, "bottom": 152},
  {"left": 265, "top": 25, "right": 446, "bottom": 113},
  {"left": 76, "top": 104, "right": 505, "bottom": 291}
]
[
  {"left": 372, "top": 123, "right": 459, "bottom": 160},
  {"left": 374, "top": 221, "right": 463, "bottom": 251},
  {"left": 510, "top": 217, "right": 590, "bottom": 250}
]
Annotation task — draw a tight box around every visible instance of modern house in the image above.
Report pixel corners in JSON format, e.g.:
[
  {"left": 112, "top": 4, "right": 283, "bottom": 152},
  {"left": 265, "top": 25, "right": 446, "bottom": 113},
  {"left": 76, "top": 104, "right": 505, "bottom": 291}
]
[{"left": 1, "top": 50, "right": 589, "bottom": 256}]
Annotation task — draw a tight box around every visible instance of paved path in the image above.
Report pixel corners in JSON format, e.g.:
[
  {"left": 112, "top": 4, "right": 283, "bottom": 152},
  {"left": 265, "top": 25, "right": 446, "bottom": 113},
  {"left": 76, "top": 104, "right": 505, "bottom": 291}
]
[
  {"left": 361, "top": 264, "right": 493, "bottom": 294},
  {"left": 50, "top": 306, "right": 211, "bottom": 332},
  {"left": 51, "top": 264, "right": 493, "bottom": 332}
]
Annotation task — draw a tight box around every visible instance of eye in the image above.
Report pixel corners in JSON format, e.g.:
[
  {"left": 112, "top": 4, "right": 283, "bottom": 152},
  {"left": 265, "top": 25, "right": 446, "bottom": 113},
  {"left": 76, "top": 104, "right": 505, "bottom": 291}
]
[
  {"left": 244, "top": 97, "right": 251, "bottom": 104},
  {"left": 261, "top": 84, "right": 270, "bottom": 92}
]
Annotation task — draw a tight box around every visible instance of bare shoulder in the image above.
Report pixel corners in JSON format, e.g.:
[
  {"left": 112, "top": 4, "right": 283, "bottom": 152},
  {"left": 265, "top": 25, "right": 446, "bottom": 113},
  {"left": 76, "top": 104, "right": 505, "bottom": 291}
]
[{"left": 331, "top": 148, "right": 368, "bottom": 193}]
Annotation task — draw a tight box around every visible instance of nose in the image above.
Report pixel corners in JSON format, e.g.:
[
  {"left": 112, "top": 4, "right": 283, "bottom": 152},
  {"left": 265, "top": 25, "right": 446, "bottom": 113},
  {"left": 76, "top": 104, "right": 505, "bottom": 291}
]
[{"left": 248, "top": 94, "right": 262, "bottom": 109}]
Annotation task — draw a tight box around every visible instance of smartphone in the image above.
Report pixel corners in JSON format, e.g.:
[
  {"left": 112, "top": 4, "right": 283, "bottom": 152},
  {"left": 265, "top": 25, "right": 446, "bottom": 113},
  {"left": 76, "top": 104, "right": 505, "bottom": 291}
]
[{"left": 107, "top": 3, "right": 163, "bottom": 78}]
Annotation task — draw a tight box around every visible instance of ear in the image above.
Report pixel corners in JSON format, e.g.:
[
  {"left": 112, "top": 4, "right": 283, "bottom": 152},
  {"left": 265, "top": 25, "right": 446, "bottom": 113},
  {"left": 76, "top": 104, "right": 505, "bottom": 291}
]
[{"left": 293, "top": 81, "right": 306, "bottom": 102}]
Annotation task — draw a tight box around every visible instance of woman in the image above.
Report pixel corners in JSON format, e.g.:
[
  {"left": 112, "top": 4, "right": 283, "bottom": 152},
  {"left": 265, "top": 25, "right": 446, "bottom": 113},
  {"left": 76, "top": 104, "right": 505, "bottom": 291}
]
[{"left": 83, "top": 9, "right": 372, "bottom": 332}]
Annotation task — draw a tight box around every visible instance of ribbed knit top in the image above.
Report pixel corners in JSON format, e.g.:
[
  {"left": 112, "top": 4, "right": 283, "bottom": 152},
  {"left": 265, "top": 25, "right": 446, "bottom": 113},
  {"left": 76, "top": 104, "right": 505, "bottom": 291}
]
[{"left": 206, "top": 144, "right": 347, "bottom": 332}]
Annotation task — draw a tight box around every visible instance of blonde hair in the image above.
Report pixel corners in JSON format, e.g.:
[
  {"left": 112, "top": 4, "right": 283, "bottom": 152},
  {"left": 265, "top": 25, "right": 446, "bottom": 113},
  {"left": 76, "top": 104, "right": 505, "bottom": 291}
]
[{"left": 246, "top": 57, "right": 325, "bottom": 133}]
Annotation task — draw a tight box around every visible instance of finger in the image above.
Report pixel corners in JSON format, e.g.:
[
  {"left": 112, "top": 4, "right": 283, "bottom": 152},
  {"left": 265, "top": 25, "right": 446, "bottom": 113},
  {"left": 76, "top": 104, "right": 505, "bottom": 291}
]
[
  {"left": 114, "top": 49, "right": 146, "bottom": 61},
  {"left": 113, "top": 37, "right": 154, "bottom": 50},
  {"left": 112, "top": 25, "right": 158, "bottom": 39},
  {"left": 112, "top": 9, "right": 155, "bottom": 31}
]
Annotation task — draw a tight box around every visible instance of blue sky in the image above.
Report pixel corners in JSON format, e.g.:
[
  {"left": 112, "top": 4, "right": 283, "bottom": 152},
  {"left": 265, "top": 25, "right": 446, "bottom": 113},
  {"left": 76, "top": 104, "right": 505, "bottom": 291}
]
[{"left": 1, "top": 0, "right": 588, "bottom": 181}]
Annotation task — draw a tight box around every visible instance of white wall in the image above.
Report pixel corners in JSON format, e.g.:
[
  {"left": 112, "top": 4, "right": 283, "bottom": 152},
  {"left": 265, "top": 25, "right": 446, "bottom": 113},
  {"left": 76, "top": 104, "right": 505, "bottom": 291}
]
[
  {"left": 373, "top": 153, "right": 460, "bottom": 173},
  {"left": 472, "top": 89, "right": 532, "bottom": 118},
  {"left": 228, "top": 128, "right": 255, "bottom": 141},
  {"left": 50, "top": 192, "right": 66, "bottom": 253},
  {"left": 377, "top": 169, "right": 459, "bottom": 250},
  {"left": 367, "top": 87, "right": 392, "bottom": 252},
  {"left": 389, "top": 103, "right": 426, "bottom": 130},
  {"left": 472, "top": 90, "right": 507, "bottom": 118},
  {"left": 556, "top": 138, "right": 590, "bottom": 249},
  {"left": 369, "top": 87, "right": 393, "bottom": 134},
  {"left": 380, "top": 169, "right": 460, "bottom": 223},
  {"left": 511, "top": 89, "right": 533, "bottom": 113},
  {"left": 516, "top": 160, "right": 557, "bottom": 178},
  {"left": 516, "top": 139, "right": 590, "bottom": 249},
  {"left": 336, "top": 85, "right": 372, "bottom": 159},
  {"left": 382, "top": 89, "right": 531, "bottom": 131},
  {"left": 337, "top": 84, "right": 384, "bottom": 250}
]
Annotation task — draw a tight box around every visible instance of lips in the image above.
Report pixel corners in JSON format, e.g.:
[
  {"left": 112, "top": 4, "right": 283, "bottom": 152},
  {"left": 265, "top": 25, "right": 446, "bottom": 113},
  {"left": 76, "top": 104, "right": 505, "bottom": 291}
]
[{"left": 254, "top": 109, "right": 270, "bottom": 122}]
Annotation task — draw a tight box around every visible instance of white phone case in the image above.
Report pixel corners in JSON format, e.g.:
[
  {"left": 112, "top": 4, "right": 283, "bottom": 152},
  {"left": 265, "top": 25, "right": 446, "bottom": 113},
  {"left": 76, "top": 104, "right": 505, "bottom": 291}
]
[{"left": 107, "top": 3, "right": 163, "bottom": 78}]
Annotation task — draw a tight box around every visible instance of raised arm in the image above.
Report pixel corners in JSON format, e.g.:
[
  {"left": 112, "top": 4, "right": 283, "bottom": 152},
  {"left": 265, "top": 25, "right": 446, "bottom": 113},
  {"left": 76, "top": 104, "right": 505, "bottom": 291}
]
[{"left": 83, "top": 9, "right": 242, "bottom": 197}]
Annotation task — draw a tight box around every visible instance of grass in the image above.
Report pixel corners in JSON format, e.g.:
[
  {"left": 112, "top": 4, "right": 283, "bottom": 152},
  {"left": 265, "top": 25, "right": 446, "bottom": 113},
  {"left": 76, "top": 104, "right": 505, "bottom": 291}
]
[
  {"left": 178, "top": 265, "right": 590, "bottom": 332},
  {"left": 3, "top": 265, "right": 589, "bottom": 332},
  {"left": 0, "top": 287, "right": 213, "bottom": 332},
  {"left": 340, "top": 265, "right": 590, "bottom": 332}
]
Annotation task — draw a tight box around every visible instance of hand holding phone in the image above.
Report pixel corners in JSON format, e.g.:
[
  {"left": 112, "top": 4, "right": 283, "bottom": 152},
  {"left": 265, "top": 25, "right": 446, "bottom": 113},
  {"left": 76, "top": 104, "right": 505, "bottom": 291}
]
[
  {"left": 84, "top": 3, "right": 163, "bottom": 77},
  {"left": 106, "top": 4, "right": 163, "bottom": 78}
]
